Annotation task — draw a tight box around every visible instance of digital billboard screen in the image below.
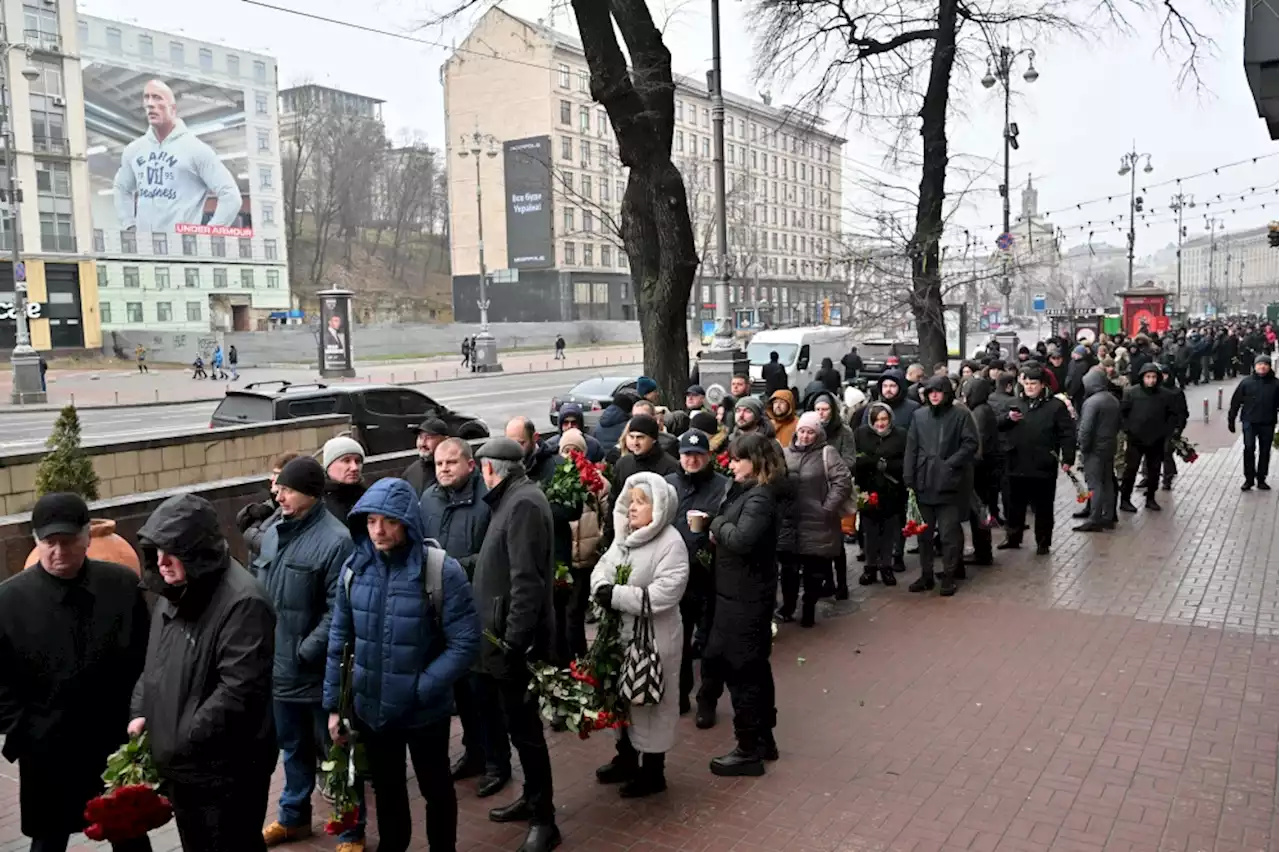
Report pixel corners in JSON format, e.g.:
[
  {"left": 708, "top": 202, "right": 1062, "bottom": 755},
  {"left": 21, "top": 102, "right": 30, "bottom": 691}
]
[
  {"left": 83, "top": 62, "right": 253, "bottom": 239},
  {"left": 503, "top": 135, "right": 553, "bottom": 269}
]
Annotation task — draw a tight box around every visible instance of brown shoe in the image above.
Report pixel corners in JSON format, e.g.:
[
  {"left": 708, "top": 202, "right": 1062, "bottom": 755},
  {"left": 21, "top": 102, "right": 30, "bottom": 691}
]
[
  {"left": 335, "top": 842, "right": 365, "bottom": 852},
  {"left": 263, "top": 821, "right": 312, "bottom": 846}
]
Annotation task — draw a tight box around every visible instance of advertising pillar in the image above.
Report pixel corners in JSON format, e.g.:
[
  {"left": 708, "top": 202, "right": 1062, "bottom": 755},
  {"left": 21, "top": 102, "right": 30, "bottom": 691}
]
[{"left": 317, "top": 288, "right": 355, "bottom": 378}]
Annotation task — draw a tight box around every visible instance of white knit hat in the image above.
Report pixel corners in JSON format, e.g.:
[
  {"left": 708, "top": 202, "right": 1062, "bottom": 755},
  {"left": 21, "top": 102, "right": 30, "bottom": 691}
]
[{"left": 322, "top": 436, "right": 366, "bottom": 471}]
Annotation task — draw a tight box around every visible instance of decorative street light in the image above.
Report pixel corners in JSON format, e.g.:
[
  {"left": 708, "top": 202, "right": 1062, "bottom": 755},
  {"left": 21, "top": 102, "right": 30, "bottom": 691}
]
[
  {"left": 1117, "top": 147, "right": 1153, "bottom": 291},
  {"left": 2, "top": 36, "right": 46, "bottom": 403},
  {"left": 982, "top": 45, "right": 1039, "bottom": 320},
  {"left": 457, "top": 126, "right": 502, "bottom": 372}
]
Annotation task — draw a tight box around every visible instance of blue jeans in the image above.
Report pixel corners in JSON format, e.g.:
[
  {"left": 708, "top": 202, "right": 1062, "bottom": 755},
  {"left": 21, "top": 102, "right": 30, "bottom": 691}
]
[{"left": 273, "top": 700, "right": 365, "bottom": 841}]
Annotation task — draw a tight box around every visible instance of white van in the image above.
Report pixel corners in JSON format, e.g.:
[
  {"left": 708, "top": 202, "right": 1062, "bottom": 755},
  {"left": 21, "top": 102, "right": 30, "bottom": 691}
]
[{"left": 745, "top": 326, "right": 859, "bottom": 397}]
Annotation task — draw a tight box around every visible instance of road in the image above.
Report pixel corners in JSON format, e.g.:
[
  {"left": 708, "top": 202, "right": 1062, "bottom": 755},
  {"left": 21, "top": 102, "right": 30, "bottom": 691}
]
[{"left": 0, "top": 365, "right": 635, "bottom": 453}]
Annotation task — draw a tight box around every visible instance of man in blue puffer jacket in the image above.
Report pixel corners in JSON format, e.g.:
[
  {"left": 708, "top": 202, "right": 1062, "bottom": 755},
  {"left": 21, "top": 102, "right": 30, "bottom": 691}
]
[{"left": 324, "top": 477, "right": 481, "bottom": 852}]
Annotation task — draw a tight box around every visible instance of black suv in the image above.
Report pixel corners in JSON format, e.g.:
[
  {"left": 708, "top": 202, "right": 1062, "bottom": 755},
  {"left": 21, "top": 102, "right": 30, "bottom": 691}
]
[
  {"left": 210, "top": 382, "right": 489, "bottom": 455},
  {"left": 857, "top": 340, "right": 921, "bottom": 379}
]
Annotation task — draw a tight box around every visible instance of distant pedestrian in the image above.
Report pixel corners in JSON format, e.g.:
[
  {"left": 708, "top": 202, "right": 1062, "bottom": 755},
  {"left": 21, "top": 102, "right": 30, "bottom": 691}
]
[
  {"left": 469, "top": 336, "right": 479, "bottom": 372},
  {"left": 227, "top": 345, "right": 240, "bottom": 381},
  {"left": 135, "top": 343, "right": 149, "bottom": 373},
  {"left": 191, "top": 355, "right": 207, "bottom": 380},
  {"left": 461, "top": 337, "right": 472, "bottom": 369},
  {"left": 211, "top": 345, "right": 226, "bottom": 380},
  {"left": 554, "top": 334, "right": 566, "bottom": 360},
  {"left": 38, "top": 353, "right": 47, "bottom": 392}
]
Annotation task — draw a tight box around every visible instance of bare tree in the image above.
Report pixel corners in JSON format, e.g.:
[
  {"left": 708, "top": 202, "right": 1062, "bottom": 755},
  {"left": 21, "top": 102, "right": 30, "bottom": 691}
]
[{"left": 750, "top": 0, "right": 1207, "bottom": 366}]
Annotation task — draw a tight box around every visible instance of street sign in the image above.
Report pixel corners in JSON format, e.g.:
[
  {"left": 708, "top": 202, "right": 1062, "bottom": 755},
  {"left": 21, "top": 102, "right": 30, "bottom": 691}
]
[
  {"left": 996, "top": 232, "right": 1015, "bottom": 251},
  {"left": 14, "top": 261, "right": 25, "bottom": 283},
  {"left": 1032, "top": 294, "right": 1046, "bottom": 313}
]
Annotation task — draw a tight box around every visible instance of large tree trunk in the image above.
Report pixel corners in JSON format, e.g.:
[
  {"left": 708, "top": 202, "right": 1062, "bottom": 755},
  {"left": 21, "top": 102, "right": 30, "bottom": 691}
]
[
  {"left": 910, "top": 0, "right": 958, "bottom": 369},
  {"left": 572, "top": 0, "right": 698, "bottom": 406}
]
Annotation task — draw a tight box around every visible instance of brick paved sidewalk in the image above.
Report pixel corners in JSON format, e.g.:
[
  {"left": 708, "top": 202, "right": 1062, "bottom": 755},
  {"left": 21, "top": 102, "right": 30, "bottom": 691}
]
[{"left": 1, "top": 422, "right": 1274, "bottom": 852}]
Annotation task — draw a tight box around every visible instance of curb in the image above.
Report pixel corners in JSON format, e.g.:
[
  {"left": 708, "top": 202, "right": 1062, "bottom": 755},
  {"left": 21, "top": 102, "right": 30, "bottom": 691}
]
[{"left": 0, "top": 357, "right": 646, "bottom": 415}]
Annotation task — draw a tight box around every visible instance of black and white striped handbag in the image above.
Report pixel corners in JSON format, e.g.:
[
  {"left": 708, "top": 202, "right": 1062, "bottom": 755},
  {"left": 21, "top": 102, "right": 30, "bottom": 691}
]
[{"left": 618, "top": 589, "right": 664, "bottom": 706}]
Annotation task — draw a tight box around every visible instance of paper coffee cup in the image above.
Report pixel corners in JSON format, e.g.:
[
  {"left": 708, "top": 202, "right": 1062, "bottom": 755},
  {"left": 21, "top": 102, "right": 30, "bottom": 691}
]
[{"left": 687, "top": 510, "right": 709, "bottom": 532}]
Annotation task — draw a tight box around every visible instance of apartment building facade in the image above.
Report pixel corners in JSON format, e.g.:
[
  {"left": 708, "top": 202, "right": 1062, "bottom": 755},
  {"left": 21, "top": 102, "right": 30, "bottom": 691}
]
[
  {"left": 78, "top": 15, "right": 289, "bottom": 335},
  {"left": 1180, "top": 224, "right": 1279, "bottom": 315},
  {"left": 443, "top": 7, "right": 847, "bottom": 326}
]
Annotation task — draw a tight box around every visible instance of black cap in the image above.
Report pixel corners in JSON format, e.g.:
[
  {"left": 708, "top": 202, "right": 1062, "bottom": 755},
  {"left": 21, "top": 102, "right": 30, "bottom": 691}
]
[
  {"left": 686, "top": 384, "right": 706, "bottom": 396},
  {"left": 276, "top": 456, "right": 326, "bottom": 498},
  {"left": 689, "top": 411, "right": 718, "bottom": 434},
  {"left": 32, "top": 492, "right": 90, "bottom": 540},
  {"left": 679, "top": 429, "right": 712, "bottom": 454},
  {"left": 475, "top": 437, "right": 525, "bottom": 462},
  {"left": 628, "top": 414, "right": 660, "bottom": 439},
  {"left": 412, "top": 417, "right": 450, "bottom": 436}
]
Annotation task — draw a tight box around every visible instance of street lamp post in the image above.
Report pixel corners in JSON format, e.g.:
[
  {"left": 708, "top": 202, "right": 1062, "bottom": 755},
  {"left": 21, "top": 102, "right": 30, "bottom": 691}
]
[
  {"left": 1, "top": 36, "right": 44, "bottom": 403},
  {"left": 1169, "top": 190, "right": 1194, "bottom": 315},
  {"left": 1204, "top": 215, "right": 1222, "bottom": 315},
  {"left": 1117, "top": 147, "right": 1153, "bottom": 291},
  {"left": 982, "top": 45, "right": 1038, "bottom": 320},
  {"left": 457, "top": 127, "right": 502, "bottom": 373}
]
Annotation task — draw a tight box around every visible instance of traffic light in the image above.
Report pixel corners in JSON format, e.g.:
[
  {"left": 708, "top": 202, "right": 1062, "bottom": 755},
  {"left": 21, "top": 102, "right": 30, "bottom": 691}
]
[{"left": 1269, "top": 221, "right": 1278, "bottom": 248}]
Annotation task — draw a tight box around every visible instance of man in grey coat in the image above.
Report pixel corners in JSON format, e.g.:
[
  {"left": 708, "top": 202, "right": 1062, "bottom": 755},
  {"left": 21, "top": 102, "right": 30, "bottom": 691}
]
[
  {"left": 253, "top": 457, "right": 363, "bottom": 849},
  {"left": 1075, "top": 369, "right": 1122, "bottom": 532}
]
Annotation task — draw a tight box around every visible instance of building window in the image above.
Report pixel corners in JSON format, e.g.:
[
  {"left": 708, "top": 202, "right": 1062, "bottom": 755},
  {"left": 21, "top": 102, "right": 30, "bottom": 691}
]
[
  {"left": 593, "top": 282, "right": 608, "bottom": 303},
  {"left": 126, "top": 302, "right": 143, "bottom": 323},
  {"left": 96, "top": 263, "right": 109, "bottom": 286},
  {"left": 106, "top": 27, "right": 122, "bottom": 54},
  {"left": 185, "top": 268, "right": 200, "bottom": 288},
  {"left": 559, "top": 100, "right": 571, "bottom": 125},
  {"left": 240, "top": 268, "right": 255, "bottom": 288},
  {"left": 182, "top": 234, "right": 197, "bottom": 256},
  {"left": 152, "top": 233, "right": 168, "bottom": 254},
  {"left": 601, "top": 244, "right": 612, "bottom": 268},
  {"left": 266, "top": 269, "right": 280, "bottom": 288},
  {"left": 226, "top": 54, "right": 240, "bottom": 77},
  {"left": 578, "top": 106, "right": 589, "bottom": 134},
  {"left": 211, "top": 236, "right": 226, "bottom": 257},
  {"left": 213, "top": 268, "right": 228, "bottom": 288},
  {"left": 257, "top": 129, "right": 270, "bottom": 152},
  {"left": 702, "top": 137, "right": 710, "bottom": 158},
  {"left": 563, "top": 172, "right": 573, "bottom": 192},
  {"left": 137, "top": 34, "right": 153, "bottom": 58},
  {"left": 583, "top": 210, "right": 594, "bottom": 233},
  {"left": 563, "top": 208, "right": 575, "bottom": 233},
  {"left": 618, "top": 250, "right": 628, "bottom": 269},
  {"left": 582, "top": 175, "right": 592, "bottom": 199},
  {"left": 702, "top": 107, "right": 709, "bottom": 127},
  {"left": 579, "top": 139, "right": 591, "bottom": 167},
  {"left": 577, "top": 69, "right": 589, "bottom": 91},
  {"left": 253, "top": 60, "right": 267, "bottom": 83},
  {"left": 154, "top": 267, "right": 170, "bottom": 289},
  {"left": 157, "top": 302, "right": 172, "bottom": 322},
  {"left": 676, "top": 131, "right": 683, "bottom": 153},
  {"left": 601, "top": 179, "right": 610, "bottom": 203},
  {"left": 560, "top": 136, "right": 572, "bottom": 160},
  {"left": 262, "top": 203, "right": 275, "bottom": 224},
  {"left": 264, "top": 238, "right": 278, "bottom": 260},
  {"left": 564, "top": 241, "right": 576, "bottom": 265},
  {"left": 676, "top": 101, "right": 683, "bottom": 122},
  {"left": 199, "top": 48, "right": 213, "bottom": 71},
  {"left": 100, "top": 302, "right": 112, "bottom": 324},
  {"left": 121, "top": 230, "right": 136, "bottom": 253},
  {"left": 583, "top": 244, "right": 594, "bottom": 267},
  {"left": 239, "top": 238, "right": 253, "bottom": 259},
  {"left": 598, "top": 110, "right": 608, "bottom": 136},
  {"left": 255, "top": 92, "right": 268, "bottom": 115},
  {"left": 186, "top": 301, "right": 203, "bottom": 321},
  {"left": 169, "top": 41, "right": 184, "bottom": 66},
  {"left": 557, "top": 64, "right": 570, "bottom": 88},
  {"left": 574, "top": 281, "right": 589, "bottom": 303},
  {"left": 258, "top": 167, "right": 272, "bottom": 189},
  {"left": 39, "top": 213, "right": 74, "bottom": 252}
]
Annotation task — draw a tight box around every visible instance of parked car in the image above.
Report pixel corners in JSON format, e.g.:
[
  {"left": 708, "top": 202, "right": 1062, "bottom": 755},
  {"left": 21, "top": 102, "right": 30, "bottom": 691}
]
[
  {"left": 210, "top": 381, "right": 489, "bottom": 456},
  {"left": 549, "top": 375, "right": 639, "bottom": 429},
  {"left": 856, "top": 339, "right": 921, "bottom": 379}
]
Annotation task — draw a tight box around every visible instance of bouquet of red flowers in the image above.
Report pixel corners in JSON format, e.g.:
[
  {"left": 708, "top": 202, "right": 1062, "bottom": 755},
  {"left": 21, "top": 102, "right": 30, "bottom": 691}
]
[
  {"left": 857, "top": 490, "right": 880, "bottom": 510},
  {"left": 1064, "top": 467, "right": 1092, "bottom": 503},
  {"left": 544, "top": 449, "right": 607, "bottom": 508},
  {"left": 319, "top": 644, "right": 366, "bottom": 837},
  {"left": 712, "top": 451, "right": 731, "bottom": 476},
  {"left": 1171, "top": 434, "right": 1199, "bottom": 463},
  {"left": 902, "top": 489, "right": 928, "bottom": 537},
  {"left": 83, "top": 733, "right": 172, "bottom": 842}
]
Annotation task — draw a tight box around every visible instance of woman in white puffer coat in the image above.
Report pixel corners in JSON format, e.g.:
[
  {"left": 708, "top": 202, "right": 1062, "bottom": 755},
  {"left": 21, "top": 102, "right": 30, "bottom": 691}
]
[{"left": 589, "top": 471, "right": 689, "bottom": 798}]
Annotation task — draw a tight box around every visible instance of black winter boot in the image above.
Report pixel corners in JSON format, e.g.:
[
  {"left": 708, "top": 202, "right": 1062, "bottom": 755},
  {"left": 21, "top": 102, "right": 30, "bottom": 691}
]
[
  {"left": 858, "top": 568, "right": 878, "bottom": 586},
  {"left": 595, "top": 740, "right": 639, "bottom": 784},
  {"left": 619, "top": 753, "right": 667, "bottom": 798},
  {"left": 879, "top": 566, "right": 898, "bottom": 586}
]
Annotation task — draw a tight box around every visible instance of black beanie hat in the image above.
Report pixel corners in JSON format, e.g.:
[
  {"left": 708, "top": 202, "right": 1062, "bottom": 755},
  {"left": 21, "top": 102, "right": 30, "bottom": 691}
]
[
  {"left": 276, "top": 456, "right": 326, "bottom": 498},
  {"left": 627, "top": 414, "right": 660, "bottom": 439},
  {"left": 690, "top": 410, "right": 719, "bottom": 434}
]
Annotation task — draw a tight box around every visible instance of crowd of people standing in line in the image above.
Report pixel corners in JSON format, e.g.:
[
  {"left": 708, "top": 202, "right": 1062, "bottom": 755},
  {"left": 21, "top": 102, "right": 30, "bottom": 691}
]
[{"left": 0, "top": 317, "right": 1274, "bottom": 852}]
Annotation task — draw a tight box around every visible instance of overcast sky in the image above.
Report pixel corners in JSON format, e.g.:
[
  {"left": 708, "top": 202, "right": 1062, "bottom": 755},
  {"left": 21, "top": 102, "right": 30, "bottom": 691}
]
[{"left": 80, "top": 0, "right": 1278, "bottom": 261}]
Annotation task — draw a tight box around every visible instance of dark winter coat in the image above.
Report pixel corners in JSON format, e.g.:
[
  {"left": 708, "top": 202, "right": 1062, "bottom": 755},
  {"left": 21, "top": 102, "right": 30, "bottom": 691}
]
[
  {"left": 1065, "top": 357, "right": 1091, "bottom": 412},
  {"left": 815, "top": 361, "right": 842, "bottom": 393},
  {"left": 254, "top": 500, "right": 354, "bottom": 703},
  {"left": 861, "top": 370, "right": 920, "bottom": 427},
  {"left": 419, "top": 470, "right": 491, "bottom": 578},
  {"left": 779, "top": 432, "right": 853, "bottom": 556},
  {"left": 0, "top": 559, "right": 149, "bottom": 837},
  {"left": 593, "top": 405, "right": 632, "bottom": 449},
  {"left": 1077, "top": 370, "right": 1122, "bottom": 459},
  {"left": 963, "top": 378, "right": 999, "bottom": 461},
  {"left": 471, "top": 470, "right": 556, "bottom": 677},
  {"left": 810, "top": 391, "right": 856, "bottom": 468},
  {"left": 840, "top": 351, "right": 864, "bottom": 381},
  {"left": 705, "top": 480, "right": 778, "bottom": 667},
  {"left": 999, "top": 389, "right": 1076, "bottom": 479},
  {"left": 611, "top": 442, "right": 681, "bottom": 493},
  {"left": 665, "top": 467, "right": 732, "bottom": 602},
  {"left": 236, "top": 496, "right": 281, "bottom": 559},
  {"left": 132, "top": 494, "right": 276, "bottom": 787},
  {"left": 903, "top": 377, "right": 980, "bottom": 507},
  {"left": 401, "top": 455, "right": 437, "bottom": 496},
  {"left": 1121, "top": 376, "right": 1178, "bottom": 444},
  {"left": 852, "top": 423, "right": 908, "bottom": 516},
  {"left": 1229, "top": 371, "right": 1280, "bottom": 426},
  {"left": 324, "top": 478, "right": 481, "bottom": 731},
  {"left": 762, "top": 359, "right": 788, "bottom": 395},
  {"left": 324, "top": 478, "right": 367, "bottom": 524},
  {"left": 524, "top": 440, "right": 559, "bottom": 484}
]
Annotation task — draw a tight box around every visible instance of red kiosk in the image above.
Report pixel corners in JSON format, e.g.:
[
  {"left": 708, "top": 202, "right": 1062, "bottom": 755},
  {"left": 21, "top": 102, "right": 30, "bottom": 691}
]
[{"left": 1118, "top": 282, "right": 1172, "bottom": 337}]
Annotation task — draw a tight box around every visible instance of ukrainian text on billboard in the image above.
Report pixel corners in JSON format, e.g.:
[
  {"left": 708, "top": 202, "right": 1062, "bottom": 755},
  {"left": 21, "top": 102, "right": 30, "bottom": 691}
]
[{"left": 502, "top": 136, "right": 553, "bottom": 269}]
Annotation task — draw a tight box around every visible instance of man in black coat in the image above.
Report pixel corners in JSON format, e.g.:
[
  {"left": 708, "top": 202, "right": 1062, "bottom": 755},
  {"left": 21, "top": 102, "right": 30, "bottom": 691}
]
[
  {"left": 0, "top": 494, "right": 151, "bottom": 852},
  {"left": 1075, "top": 369, "right": 1122, "bottom": 532},
  {"left": 997, "top": 366, "right": 1076, "bottom": 554},
  {"left": 401, "top": 416, "right": 450, "bottom": 495},
  {"left": 664, "top": 429, "right": 732, "bottom": 725},
  {"left": 471, "top": 438, "right": 560, "bottom": 852},
  {"left": 962, "top": 378, "right": 999, "bottom": 563},
  {"left": 507, "top": 416, "right": 559, "bottom": 484},
  {"left": 1064, "top": 345, "right": 1092, "bottom": 413},
  {"left": 840, "top": 346, "right": 864, "bottom": 383},
  {"left": 1119, "top": 363, "right": 1176, "bottom": 512},
  {"left": 610, "top": 414, "right": 681, "bottom": 491},
  {"left": 761, "top": 350, "right": 788, "bottom": 396},
  {"left": 903, "top": 376, "right": 980, "bottom": 596},
  {"left": 132, "top": 493, "right": 276, "bottom": 852},
  {"left": 321, "top": 436, "right": 368, "bottom": 522},
  {"left": 1228, "top": 354, "right": 1280, "bottom": 491}
]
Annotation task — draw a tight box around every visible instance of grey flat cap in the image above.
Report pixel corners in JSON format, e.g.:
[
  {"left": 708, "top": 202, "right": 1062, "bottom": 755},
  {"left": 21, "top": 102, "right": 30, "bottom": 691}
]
[{"left": 475, "top": 437, "right": 525, "bottom": 462}]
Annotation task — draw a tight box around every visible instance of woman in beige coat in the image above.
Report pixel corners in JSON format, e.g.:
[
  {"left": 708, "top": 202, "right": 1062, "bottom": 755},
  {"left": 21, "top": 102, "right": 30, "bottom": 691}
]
[{"left": 590, "top": 471, "right": 689, "bottom": 798}]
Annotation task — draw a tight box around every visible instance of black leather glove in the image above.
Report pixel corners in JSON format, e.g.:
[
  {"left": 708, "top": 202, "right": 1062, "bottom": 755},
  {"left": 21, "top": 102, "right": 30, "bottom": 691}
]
[
  {"left": 593, "top": 584, "right": 614, "bottom": 610},
  {"left": 1228, "top": 420, "right": 1236, "bottom": 433}
]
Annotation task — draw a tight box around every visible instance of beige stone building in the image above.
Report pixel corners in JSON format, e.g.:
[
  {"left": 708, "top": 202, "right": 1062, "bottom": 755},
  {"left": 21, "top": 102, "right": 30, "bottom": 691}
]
[{"left": 442, "top": 7, "right": 846, "bottom": 326}]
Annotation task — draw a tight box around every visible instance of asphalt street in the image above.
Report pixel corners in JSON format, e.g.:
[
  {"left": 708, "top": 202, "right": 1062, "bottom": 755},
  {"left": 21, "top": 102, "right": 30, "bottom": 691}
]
[{"left": 0, "top": 364, "right": 638, "bottom": 454}]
